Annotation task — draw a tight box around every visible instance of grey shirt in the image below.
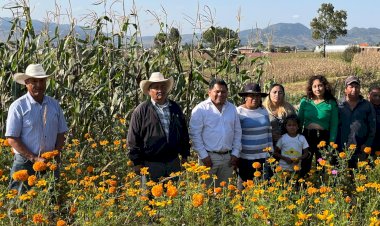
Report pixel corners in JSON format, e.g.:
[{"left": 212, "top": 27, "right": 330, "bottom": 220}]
[{"left": 337, "top": 96, "right": 376, "bottom": 149}]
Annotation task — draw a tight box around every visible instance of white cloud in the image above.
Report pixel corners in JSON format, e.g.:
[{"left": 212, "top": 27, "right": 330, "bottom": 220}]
[{"left": 292, "top": 14, "right": 300, "bottom": 19}]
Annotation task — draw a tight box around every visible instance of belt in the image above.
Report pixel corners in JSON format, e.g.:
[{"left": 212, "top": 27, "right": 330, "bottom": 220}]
[{"left": 207, "top": 150, "right": 231, "bottom": 155}]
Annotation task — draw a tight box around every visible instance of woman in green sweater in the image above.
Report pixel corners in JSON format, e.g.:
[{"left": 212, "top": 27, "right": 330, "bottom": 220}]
[{"left": 298, "top": 75, "right": 338, "bottom": 178}]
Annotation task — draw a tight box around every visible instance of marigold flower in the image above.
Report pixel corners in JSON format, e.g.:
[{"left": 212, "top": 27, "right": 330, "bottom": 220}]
[
  {"left": 297, "top": 211, "right": 312, "bottom": 220},
  {"left": 192, "top": 193, "right": 204, "bottom": 207},
  {"left": 32, "top": 213, "right": 45, "bottom": 223},
  {"left": 49, "top": 164, "right": 57, "bottom": 171},
  {"left": 254, "top": 171, "right": 262, "bottom": 177},
  {"left": 12, "top": 170, "right": 29, "bottom": 181},
  {"left": 108, "top": 187, "right": 116, "bottom": 194},
  {"left": 339, "top": 152, "right": 346, "bottom": 158},
  {"left": 317, "top": 158, "right": 326, "bottom": 166},
  {"left": 151, "top": 184, "right": 163, "bottom": 197},
  {"left": 33, "top": 161, "right": 47, "bottom": 172},
  {"left": 140, "top": 167, "right": 149, "bottom": 175},
  {"left": 166, "top": 185, "right": 178, "bottom": 198},
  {"left": 234, "top": 204, "right": 245, "bottom": 211},
  {"left": 363, "top": 147, "right": 372, "bottom": 154},
  {"left": 252, "top": 162, "right": 262, "bottom": 169},
  {"left": 41, "top": 150, "right": 60, "bottom": 159},
  {"left": 317, "top": 141, "right": 326, "bottom": 148},
  {"left": 329, "top": 142, "right": 338, "bottom": 149},
  {"left": 56, "top": 219, "right": 67, "bottom": 226},
  {"left": 293, "top": 165, "right": 300, "bottom": 171},
  {"left": 86, "top": 166, "right": 94, "bottom": 173},
  {"left": 28, "top": 175, "right": 37, "bottom": 186},
  {"left": 99, "top": 140, "right": 109, "bottom": 146},
  {"left": 214, "top": 187, "right": 222, "bottom": 194},
  {"left": 274, "top": 166, "right": 282, "bottom": 173},
  {"left": 349, "top": 144, "right": 357, "bottom": 150}
]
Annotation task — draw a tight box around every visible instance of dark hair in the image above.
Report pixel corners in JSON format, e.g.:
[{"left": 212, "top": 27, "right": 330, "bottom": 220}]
[
  {"left": 282, "top": 114, "right": 302, "bottom": 134},
  {"left": 369, "top": 85, "right": 380, "bottom": 93},
  {"left": 209, "top": 78, "right": 228, "bottom": 90},
  {"left": 269, "top": 83, "right": 285, "bottom": 95},
  {"left": 306, "top": 75, "right": 336, "bottom": 101}
]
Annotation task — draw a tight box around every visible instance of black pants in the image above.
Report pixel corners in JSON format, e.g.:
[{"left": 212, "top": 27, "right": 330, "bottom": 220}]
[{"left": 300, "top": 129, "right": 330, "bottom": 178}]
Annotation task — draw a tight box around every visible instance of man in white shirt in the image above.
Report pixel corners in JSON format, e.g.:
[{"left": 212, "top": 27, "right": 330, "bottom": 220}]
[{"left": 189, "top": 78, "right": 242, "bottom": 186}]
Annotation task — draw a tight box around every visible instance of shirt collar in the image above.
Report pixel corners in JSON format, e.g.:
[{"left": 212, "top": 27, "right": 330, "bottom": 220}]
[
  {"left": 26, "top": 92, "right": 47, "bottom": 105},
  {"left": 151, "top": 98, "right": 169, "bottom": 108},
  {"left": 206, "top": 97, "right": 228, "bottom": 107}
]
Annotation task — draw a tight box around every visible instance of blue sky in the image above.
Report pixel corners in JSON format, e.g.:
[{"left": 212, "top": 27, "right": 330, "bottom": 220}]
[{"left": 1, "top": 1, "right": 379, "bottom": 36}]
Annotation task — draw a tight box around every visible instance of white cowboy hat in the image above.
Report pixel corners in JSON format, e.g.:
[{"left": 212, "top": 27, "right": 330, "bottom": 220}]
[
  {"left": 13, "top": 64, "right": 51, "bottom": 85},
  {"left": 139, "top": 72, "right": 174, "bottom": 95}
]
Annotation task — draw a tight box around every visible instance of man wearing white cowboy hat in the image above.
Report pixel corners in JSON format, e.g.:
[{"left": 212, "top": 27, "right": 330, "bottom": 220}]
[
  {"left": 6, "top": 64, "right": 68, "bottom": 193},
  {"left": 127, "top": 72, "right": 190, "bottom": 182}
]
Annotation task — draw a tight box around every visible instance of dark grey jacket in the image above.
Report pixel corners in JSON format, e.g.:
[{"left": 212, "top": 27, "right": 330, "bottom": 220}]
[
  {"left": 127, "top": 99, "right": 190, "bottom": 165},
  {"left": 337, "top": 96, "right": 376, "bottom": 150}
]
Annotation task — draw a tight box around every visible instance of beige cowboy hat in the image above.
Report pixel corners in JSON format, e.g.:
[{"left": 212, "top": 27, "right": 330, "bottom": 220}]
[
  {"left": 139, "top": 72, "right": 174, "bottom": 95},
  {"left": 13, "top": 64, "right": 51, "bottom": 85}
]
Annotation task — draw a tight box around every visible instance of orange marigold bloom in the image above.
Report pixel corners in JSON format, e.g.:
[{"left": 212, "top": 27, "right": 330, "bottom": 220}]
[
  {"left": 329, "top": 142, "right": 338, "bottom": 149},
  {"left": 293, "top": 165, "right": 300, "bottom": 171},
  {"left": 192, "top": 193, "right": 204, "bottom": 207},
  {"left": 166, "top": 185, "right": 178, "bottom": 198},
  {"left": 151, "top": 184, "right": 163, "bottom": 198},
  {"left": 349, "top": 144, "right": 357, "bottom": 150},
  {"left": 108, "top": 187, "right": 116, "bottom": 194},
  {"left": 252, "top": 162, "right": 262, "bottom": 169},
  {"left": 41, "top": 150, "right": 59, "bottom": 159},
  {"left": 32, "top": 213, "right": 45, "bottom": 223},
  {"left": 275, "top": 166, "right": 282, "bottom": 173},
  {"left": 86, "top": 166, "right": 94, "bottom": 173},
  {"left": 49, "top": 164, "right": 57, "bottom": 171},
  {"left": 28, "top": 175, "right": 37, "bottom": 186},
  {"left": 56, "top": 219, "right": 67, "bottom": 226},
  {"left": 363, "top": 147, "right": 372, "bottom": 154},
  {"left": 33, "top": 161, "right": 47, "bottom": 172},
  {"left": 254, "top": 171, "right": 262, "bottom": 177},
  {"left": 339, "top": 152, "right": 346, "bottom": 158},
  {"left": 219, "top": 181, "right": 227, "bottom": 187},
  {"left": 317, "top": 141, "right": 326, "bottom": 148},
  {"left": 214, "top": 187, "right": 222, "bottom": 194},
  {"left": 12, "top": 170, "right": 29, "bottom": 181}
]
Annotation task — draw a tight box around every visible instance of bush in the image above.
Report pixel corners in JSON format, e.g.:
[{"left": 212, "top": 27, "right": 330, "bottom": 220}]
[{"left": 342, "top": 46, "right": 360, "bottom": 62}]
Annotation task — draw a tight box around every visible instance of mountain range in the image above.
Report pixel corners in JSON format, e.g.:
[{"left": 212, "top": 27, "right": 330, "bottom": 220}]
[{"left": 1, "top": 17, "right": 380, "bottom": 49}]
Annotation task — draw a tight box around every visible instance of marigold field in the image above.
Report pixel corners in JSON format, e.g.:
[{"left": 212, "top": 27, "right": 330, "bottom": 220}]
[{"left": 1, "top": 132, "right": 380, "bottom": 225}]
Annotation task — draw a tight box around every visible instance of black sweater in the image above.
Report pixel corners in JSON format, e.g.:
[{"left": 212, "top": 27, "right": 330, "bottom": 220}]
[{"left": 127, "top": 99, "right": 190, "bottom": 165}]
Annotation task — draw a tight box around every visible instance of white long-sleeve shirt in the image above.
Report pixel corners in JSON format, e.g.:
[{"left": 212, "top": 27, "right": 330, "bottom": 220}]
[{"left": 189, "top": 98, "right": 242, "bottom": 159}]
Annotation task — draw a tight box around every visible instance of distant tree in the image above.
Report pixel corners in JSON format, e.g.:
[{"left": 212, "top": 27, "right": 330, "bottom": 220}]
[
  {"left": 202, "top": 26, "right": 239, "bottom": 49},
  {"left": 154, "top": 32, "right": 167, "bottom": 48},
  {"left": 310, "top": 3, "right": 347, "bottom": 57},
  {"left": 169, "top": 27, "right": 181, "bottom": 44},
  {"left": 342, "top": 45, "right": 360, "bottom": 62}
]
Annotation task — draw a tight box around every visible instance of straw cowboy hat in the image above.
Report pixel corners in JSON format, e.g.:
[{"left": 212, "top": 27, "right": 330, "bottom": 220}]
[
  {"left": 13, "top": 64, "right": 51, "bottom": 85},
  {"left": 238, "top": 83, "right": 268, "bottom": 97},
  {"left": 139, "top": 72, "right": 174, "bottom": 95}
]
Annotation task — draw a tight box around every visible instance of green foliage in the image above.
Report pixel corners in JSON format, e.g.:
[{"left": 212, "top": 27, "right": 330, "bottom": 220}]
[
  {"left": 342, "top": 45, "right": 360, "bottom": 62},
  {"left": 310, "top": 3, "right": 348, "bottom": 57},
  {"left": 202, "top": 26, "right": 239, "bottom": 49}
]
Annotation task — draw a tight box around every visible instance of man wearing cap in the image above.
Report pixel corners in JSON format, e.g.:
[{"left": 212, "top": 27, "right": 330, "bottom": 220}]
[
  {"left": 189, "top": 78, "right": 242, "bottom": 187},
  {"left": 337, "top": 75, "right": 376, "bottom": 168},
  {"left": 127, "top": 72, "right": 190, "bottom": 182},
  {"left": 6, "top": 64, "right": 68, "bottom": 193}
]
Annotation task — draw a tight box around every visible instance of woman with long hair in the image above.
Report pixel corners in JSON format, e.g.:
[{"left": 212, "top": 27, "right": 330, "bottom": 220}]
[
  {"left": 298, "top": 75, "right": 338, "bottom": 178},
  {"left": 263, "top": 83, "right": 296, "bottom": 146}
]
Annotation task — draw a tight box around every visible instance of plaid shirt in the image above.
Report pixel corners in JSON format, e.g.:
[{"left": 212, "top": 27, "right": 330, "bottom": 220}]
[{"left": 151, "top": 99, "right": 171, "bottom": 140}]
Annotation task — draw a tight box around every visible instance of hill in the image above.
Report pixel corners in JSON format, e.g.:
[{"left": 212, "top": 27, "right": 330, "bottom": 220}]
[{"left": 1, "top": 17, "right": 380, "bottom": 49}]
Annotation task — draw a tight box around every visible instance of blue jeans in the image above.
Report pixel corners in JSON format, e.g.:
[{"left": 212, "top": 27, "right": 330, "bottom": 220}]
[{"left": 9, "top": 154, "right": 60, "bottom": 194}]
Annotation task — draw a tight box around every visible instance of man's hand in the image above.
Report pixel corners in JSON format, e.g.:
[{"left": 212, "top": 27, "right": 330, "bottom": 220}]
[
  {"left": 133, "top": 165, "right": 143, "bottom": 175},
  {"left": 201, "top": 156, "right": 212, "bottom": 167},
  {"left": 229, "top": 155, "right": 239, "bottom": 169}
]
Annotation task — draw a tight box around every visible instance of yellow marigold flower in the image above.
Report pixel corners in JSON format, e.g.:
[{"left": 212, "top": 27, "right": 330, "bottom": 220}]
[
  {"left": 317, "top": 141, "right": 326, "bottom": 148},
  {"left": 136, "top": 211, "right": 143, "bottom": 217},
  {"left": 263, "top": 147, "right": 272, "bottom": 152},
  {"left": 297, "top": 211, "right": 312, "bottom": 221},
  {"left": 375, "top": 159, "right": 380, "bottom": 166},
  {"left": 166, "top": 185, "right": 178, "bottom": 198},
  {"left": 293, "top": 165, "right": 300, "bottom": 171},
  {"left": 36, "top": 179, "right": 47, "bottom": 188},
  {"left": 349, "top": 144, "right": 357, "bottom": 150},
  {"left": 339, "top": 152, "right": 346, "bottom": 158},
  {"left": 33, "top": 161, "right": 47, "bottom": 172},
  {"left": 99, "top": 140, "right": 109, "bottom": 146},
  {"left": 192, "top": 193, "right": 204, "bottom": 207},
  {"left": 200, "top": 174, "right": 210, "bottom": 180},
  {"left": 357, "top": 161, "right": 368, "bottom": 168},
  {"left": 140, "top": 167, "right": 149, "bottom": 175},
  {"left": 32, "top": 213, "right": 45, "bottom": 223},
  {"left": 267, "top": 157, "right": 276, "bottom": 164},
  {"left": 151, "top": 184, "right": 163, "bottom": 197},
  {"left": 28, "top": 175, "right": 37, "bottom": 186},
  {"left": 252, "top": 162, "right": 262, "bottom": 169},
  {"left": 363, "top": 147, "right": 372, "bottom": 154},
  {"left": 14, "top": 208, "right": 23, "bottom": 215},
  {"left": 287, "top": 204, "right": 297, "bottom": 210},
  {"left": 127, "top": 160, "right": 133, "bottom": 167},
  {"left": 56, "top": 219, "right": 67, "bottom": 226},
  {"left": 12, "top": 170, "right": 29, "bottom": 181},
  {"left": 356, "top": 186, "right": 366, "bottom": 192},
  {"left": 254, "top": 171, "right": 262, "bottom": 177},
  {"left": 91, "top": 143, "right": 97, "bottom": 148},
  {"left": 234, "top": 204, "right": 245, "bottom": 211},
  {"left": 49, "top": 164, "right": 57, "bottom": 171}
]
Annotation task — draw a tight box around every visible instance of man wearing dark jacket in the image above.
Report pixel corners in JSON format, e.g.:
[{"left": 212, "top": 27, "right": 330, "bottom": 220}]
[
  {"left": 337, "top": 75, "right": 376, "bottom": 168},
  {"left": 127, "top": 72, "right": 190, "bottom": 182}
]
